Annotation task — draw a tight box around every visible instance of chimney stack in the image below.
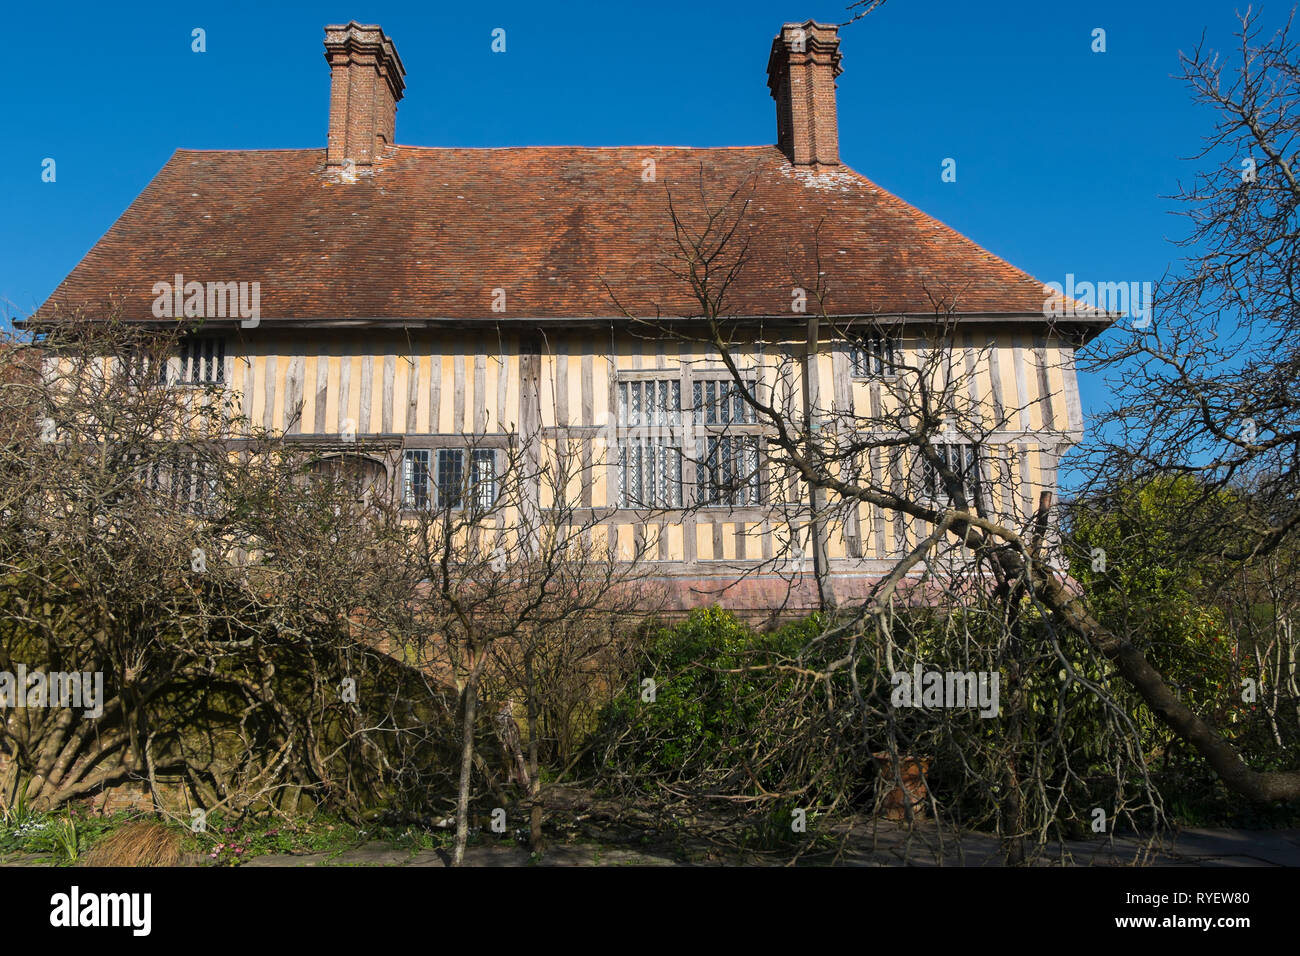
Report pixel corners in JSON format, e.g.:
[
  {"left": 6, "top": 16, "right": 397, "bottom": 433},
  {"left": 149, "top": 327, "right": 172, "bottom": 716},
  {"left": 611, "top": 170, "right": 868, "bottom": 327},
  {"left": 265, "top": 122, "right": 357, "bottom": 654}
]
[
  {"left": 767, "top": 21, "right": 843, "bottom": 166},
  {"left": 324, "top": 22, "right": 406, "bottom": 167}
]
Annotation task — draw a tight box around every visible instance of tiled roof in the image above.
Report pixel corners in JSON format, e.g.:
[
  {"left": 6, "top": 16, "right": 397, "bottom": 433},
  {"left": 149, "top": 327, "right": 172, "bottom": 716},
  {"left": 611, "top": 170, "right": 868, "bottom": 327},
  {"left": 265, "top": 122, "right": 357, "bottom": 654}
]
[{"left": 34, "top": 145, "right": 1082, "bottom": 324}]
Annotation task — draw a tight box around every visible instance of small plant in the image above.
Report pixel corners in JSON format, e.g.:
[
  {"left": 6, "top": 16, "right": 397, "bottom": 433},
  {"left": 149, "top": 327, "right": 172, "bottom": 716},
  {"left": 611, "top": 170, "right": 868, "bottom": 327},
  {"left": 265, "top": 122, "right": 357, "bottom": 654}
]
[
  {"left": 181, "top": 811, "right": 383, "bottom": 865},
  {"left": 0, "top": 788, "right": 36, "bottom": 829},
  {"left": 50, "top": 817, "right": 80, "bottom": 864}
]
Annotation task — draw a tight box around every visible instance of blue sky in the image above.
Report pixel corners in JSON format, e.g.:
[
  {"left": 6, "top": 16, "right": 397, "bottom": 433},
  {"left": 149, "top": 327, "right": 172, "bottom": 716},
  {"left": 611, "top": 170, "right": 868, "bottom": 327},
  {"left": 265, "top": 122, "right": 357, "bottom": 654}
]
[{"left": 0, "top": 0, "right": 1254, "bottom": 467}]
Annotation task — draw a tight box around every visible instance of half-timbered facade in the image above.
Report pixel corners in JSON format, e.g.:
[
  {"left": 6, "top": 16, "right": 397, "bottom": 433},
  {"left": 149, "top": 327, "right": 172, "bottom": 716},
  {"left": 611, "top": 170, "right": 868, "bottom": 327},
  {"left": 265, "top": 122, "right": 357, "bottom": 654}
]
[{"left": 33, "top": 21, "right": 1107, "bottom": 614}]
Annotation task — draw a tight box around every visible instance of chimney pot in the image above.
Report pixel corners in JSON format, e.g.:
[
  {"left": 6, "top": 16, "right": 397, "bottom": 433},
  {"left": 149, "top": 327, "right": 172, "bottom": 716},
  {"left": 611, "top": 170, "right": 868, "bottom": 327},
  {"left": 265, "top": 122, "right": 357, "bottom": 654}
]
[
  {"left": 324, "top": 22, "right": 406, "bottom": 167},
  {"left": 767, "top": 21, "right": 843, "bottom": 166}
]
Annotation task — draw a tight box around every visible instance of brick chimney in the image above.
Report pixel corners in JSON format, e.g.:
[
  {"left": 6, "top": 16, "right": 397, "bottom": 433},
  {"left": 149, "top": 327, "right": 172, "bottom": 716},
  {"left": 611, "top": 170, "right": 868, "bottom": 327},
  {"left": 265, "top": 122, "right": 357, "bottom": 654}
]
[
  {"left": 324, "top": 22, "right": 406, "bottom": 167},
  {"left": 766, "top": 21, "right": 843, "bottom": 166}
]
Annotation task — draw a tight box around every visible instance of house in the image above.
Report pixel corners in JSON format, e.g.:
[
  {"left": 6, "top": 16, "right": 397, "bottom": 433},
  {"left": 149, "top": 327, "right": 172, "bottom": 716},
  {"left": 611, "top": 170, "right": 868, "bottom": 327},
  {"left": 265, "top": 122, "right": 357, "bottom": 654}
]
[{"left": 31, "top": 20, "right": 1108, "bottom": 616}]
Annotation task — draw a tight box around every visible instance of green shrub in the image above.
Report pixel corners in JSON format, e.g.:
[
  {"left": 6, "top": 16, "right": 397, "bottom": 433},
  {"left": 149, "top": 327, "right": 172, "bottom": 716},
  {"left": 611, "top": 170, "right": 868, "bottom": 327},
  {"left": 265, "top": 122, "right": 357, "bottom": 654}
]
[{"left": 592, "top": 607, "right": 882, "bottom": 804}]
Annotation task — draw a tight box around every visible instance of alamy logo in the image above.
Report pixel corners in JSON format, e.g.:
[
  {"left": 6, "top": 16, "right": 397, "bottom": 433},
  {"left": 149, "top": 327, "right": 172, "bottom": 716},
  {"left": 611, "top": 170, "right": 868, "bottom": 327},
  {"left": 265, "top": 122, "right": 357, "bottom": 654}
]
[
  {"left": 1043, "top": 274, "right": 1152, "bottom": 328},
  {"left": 0, "top": 665, "right": 103, "bottom": 718},
  {"left": 49, "top": 886, "right": 151, "bottom": 936},
  {"left": 890, "top": 665, "right": 1000, "bottom": 718},
  {"left": 151, "top": 273, "right": 261, "bottom": 328}
]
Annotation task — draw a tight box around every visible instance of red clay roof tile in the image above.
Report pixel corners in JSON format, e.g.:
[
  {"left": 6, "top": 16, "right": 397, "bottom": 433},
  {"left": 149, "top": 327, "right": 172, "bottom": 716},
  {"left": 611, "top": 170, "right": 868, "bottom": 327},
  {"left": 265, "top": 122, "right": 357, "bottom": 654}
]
[{"left": 34, "top": 145, "right": 1070, "bottom": 323}]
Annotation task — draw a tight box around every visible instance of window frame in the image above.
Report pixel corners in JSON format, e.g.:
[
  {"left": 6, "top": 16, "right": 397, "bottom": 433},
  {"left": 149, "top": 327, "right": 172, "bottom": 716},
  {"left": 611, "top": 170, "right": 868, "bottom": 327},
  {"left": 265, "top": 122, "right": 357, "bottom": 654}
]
[
  {"left": 172, "top": 337, "right": 227, "bottom": 387},
  {"left": 689, "top": 369, "right": 764, "bottom": 509},
  {"left": 402, "top": 446, "right": 498, "bottom": 512},
  {"left": 916, "top": 441, "right": 983, "bottom": 510},
  {"left": 615, "top": 374, "right": 685, "bottom": 509},
  {"left": 695, "top": 432, "right": 763, "bottom": 508},
  {"left": 402, "top": 448, "right": 432, "bottom": 510},
  {"left": 613, "top": 367, "right": 766, "bottom": 512},
  {"left": 469, "top": 448, "right": 497, "bottom": 512},
  {"left": 126, "top": 448, "right": 219, "bottom": 517},
  {"left": 848, "top": 332, "right": 897, "bottom": 380}
]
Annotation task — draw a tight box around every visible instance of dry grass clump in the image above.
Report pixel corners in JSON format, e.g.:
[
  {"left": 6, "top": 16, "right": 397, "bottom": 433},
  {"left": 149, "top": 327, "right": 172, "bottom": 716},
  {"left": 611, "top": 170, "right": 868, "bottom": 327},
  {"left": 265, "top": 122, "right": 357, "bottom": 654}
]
[{"left": 82, "top": 820, "right": 184, "bottom": 867}]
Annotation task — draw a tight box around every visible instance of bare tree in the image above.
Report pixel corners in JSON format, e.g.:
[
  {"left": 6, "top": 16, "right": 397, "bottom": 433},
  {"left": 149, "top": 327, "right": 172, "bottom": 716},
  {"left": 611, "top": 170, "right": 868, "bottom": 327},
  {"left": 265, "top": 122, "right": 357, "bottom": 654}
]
[
  {"left": 398, "top": 414, "right": 655, "bottom": 864},
  {"left": 595, "top": 141, "right": 1300, "bottom": 863},
  {"left": 1074, "top": 5, "right": 1300, "bottom": 796},
  {"left": 0, "top": 316, "right": 443, "bottom": 820}
]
